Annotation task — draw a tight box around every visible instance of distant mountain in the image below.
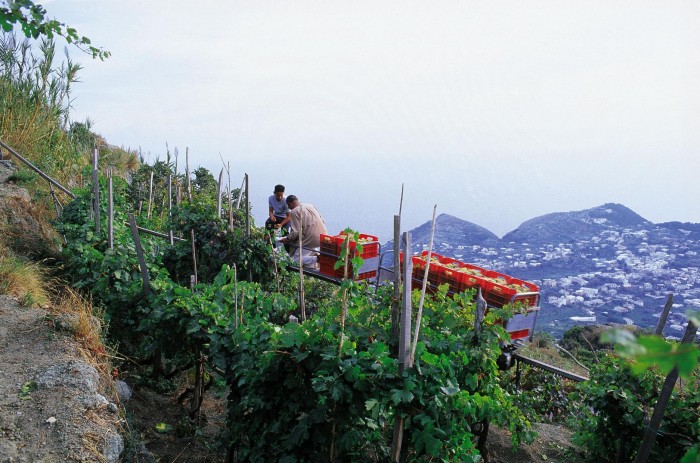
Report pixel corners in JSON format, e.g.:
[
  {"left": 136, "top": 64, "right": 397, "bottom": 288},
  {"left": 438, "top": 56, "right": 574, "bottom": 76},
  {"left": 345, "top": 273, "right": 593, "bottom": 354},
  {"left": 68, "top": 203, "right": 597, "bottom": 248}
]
[
  {"left": 386, "top": 213, "right": 498, "bottom": 250},
  {"left": 393, "top": 202, "right": 700, "bottom": 339},
  {"left": 657, "top": 221, "right": 700, "bottom": 241},
  {"left": 502, "top": 203, "right": 651, "bottom": 244}
]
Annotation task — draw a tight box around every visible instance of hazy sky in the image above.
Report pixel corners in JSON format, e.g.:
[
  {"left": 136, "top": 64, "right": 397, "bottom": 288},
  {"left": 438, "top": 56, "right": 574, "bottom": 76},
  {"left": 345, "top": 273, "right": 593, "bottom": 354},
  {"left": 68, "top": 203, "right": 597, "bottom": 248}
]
[{"left": 40, "top": 1, "right": 699, "bottom": 242}]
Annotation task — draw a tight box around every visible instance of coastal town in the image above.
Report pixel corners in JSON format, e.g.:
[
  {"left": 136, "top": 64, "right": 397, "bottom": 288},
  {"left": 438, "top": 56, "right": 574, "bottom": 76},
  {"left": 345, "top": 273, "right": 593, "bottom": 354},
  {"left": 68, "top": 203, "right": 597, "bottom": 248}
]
[{"left": 409, "top": 208, "right": 699, "bottom": 339}]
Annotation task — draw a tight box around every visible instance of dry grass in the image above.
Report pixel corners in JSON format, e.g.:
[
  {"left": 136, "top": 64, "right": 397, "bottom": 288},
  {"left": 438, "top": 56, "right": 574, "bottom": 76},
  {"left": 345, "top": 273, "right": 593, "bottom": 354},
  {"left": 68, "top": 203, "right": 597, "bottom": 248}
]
[
  {"left": 0, "top": 246, "right": 51, "bottom": 307},
  {"left": 51, "top": 287, "right": 115, "bottom": 381}
]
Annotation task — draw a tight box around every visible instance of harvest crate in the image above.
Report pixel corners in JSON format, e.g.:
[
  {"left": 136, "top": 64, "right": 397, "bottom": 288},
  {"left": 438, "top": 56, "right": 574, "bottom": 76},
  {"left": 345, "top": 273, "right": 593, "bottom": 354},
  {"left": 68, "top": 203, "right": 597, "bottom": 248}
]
[
  {"left": 405, "top": 252, "right": 539, "bottom": 308},
  {"left": 410, "top": 250, "right": 443, "bottom": 286},
  {"left": 318, "top": 232, "right": 379, "bottom": 281},
  {"left": 320, "top": 232, "right": 379, "bottom": 259},
  {"left": 478, "top": 273, "right": 539, "bottom": 308}
]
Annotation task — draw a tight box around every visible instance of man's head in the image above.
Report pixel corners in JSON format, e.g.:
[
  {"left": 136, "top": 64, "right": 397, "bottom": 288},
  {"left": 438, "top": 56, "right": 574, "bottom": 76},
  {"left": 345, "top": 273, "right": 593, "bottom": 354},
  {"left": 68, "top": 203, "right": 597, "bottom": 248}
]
[
  {"left": 286, "top": 195, "right": 299, "bottom": 209},
  {"left": 274, "top": 184, "right": 285, "bottom": 201}
]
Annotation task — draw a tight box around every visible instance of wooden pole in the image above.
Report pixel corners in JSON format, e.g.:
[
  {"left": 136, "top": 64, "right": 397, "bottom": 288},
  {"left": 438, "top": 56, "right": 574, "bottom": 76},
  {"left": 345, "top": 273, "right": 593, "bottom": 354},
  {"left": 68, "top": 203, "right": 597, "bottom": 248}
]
[
  {"left": 127, "top": 213, "right": 150, "bottom": 296},
  {"left": 391, "top": 231, "right": 412, "bottom": 462},
  {"left": 298, "top": 215, "right": 306, "bottom": 321},
  {"left": 185, "top": 147, "right": 192, "bottom": 202},
  {"left": 217, "top": 168, "right": 223, "bottom": 218},
  {"left": 108, "top": 169, "right": 114, "bottom": 249},
  {"left": 147, "top": 170, "right": 154, "bottom": 219},
  {"left": 168, "top": 174, "right": 174, "bottom": 245},
  {"left": 233, "top": 264, "right": 239, "bottom": 329},
  {"left": 227, "top": 162, "right": 233, "bottom": 229},
  {"left": 92, "top": 147, "right": 100, "bottom": 235},
  {"left": 245, "top": 173, "right": 251, "bottom": 282},
  {"left": 191, "top": 230, "right": 198, "bottom": 285},
  {"left": 0, "top": 139, "right": 75, "bottom": 198},
  {"left": 410, "top": 205, "right": 437, "bottom": 366},
  {"left": 338, "top": 234, "right": 352, "bottom": 355},
  {"left": 391, "top": 215, "right": 401, "bottom": 347},
  {"left": 654, "top": 294, "right": 673, "bottom": 336},
  {"left": 634, "top": 320, "right": 698, "bottom": 463}
]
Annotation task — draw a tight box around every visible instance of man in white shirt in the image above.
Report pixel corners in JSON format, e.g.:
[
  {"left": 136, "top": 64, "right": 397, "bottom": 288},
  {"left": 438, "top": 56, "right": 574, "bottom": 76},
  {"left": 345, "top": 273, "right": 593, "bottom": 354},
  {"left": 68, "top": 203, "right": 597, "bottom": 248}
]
[{"left": 282, "top": 195, "right": 328, "bottom": 268}]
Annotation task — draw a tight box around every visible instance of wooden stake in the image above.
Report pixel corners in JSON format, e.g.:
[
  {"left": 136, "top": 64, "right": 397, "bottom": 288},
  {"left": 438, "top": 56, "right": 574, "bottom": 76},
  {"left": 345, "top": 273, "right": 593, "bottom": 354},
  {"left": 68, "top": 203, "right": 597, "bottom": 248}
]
[
  {"left": 391, "top": 215, "right": 401, "bottom": 347},
  {"left": 191, "top": 229, "right": 198, "bottom": 285},
  {"left": 410, "top": 205, "right": 437, "bottom": 366},
  {"left": 147, "top": 170, "right": 154, "bottom": 219},
  {"left": 92, "top": 147, "right": 100, "bottom": 235},
  {"left": 128, "top": 213, "right": 150, "bottom": 296},
  {"left": 168, "top": 174, "right": 174, "bottom": 245},
  {"left": 654, "top": 294, "right": 673, "bottom": 336},
  {"left": 391, "top": 231, "right": 412, "bottom": 462},
  {"left": 108, "top": 169, "right": 114, "bottom": 249},
  {"left": 217, "top": 168, "right": 223, "bottom": 218},
  {"left": 185, "top": 147, "right": 192, "bottom": 202},
  {"left": 634, "top": 320, "right": 698, "bottom": 463},
  {"left": 338, "top": 234, "right": 351, "bottom": 355},
  {"left": 298, "top": 215, "right": 306, "bottom": 321}
]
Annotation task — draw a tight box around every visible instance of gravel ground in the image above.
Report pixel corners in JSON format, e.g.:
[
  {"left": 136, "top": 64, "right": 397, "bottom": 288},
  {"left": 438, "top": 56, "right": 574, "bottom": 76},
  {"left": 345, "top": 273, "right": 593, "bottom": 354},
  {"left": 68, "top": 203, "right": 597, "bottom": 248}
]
[{"left": 0, "top": 295, "right": 124, "bottom": 462}]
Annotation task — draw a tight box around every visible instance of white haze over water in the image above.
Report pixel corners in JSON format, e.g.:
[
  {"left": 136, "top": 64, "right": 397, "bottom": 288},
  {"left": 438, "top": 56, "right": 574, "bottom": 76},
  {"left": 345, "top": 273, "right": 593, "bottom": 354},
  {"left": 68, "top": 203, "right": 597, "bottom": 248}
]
[{"left": 40, "top": 1, "right": 699, "bottom": 242}]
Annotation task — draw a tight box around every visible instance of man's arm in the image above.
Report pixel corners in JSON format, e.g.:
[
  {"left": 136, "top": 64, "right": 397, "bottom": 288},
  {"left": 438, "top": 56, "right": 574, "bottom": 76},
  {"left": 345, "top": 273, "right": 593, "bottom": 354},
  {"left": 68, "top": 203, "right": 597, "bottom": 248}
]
[
  {"left": 269, "top": 205, "right": 277, "bottom": 221},
  {"left": 278, "top": 212, "right": 291, "bottom": 227}
]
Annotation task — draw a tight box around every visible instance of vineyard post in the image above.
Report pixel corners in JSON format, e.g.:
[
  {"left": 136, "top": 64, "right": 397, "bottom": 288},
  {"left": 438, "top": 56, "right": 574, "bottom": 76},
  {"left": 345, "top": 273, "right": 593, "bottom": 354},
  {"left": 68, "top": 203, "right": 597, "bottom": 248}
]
[
  {"left": 108, "top": 169, "right": 114, "bottom": 249},
  {"left": 298, "top": 216, "right": 306, "bottom": 321},
  {"left": 168, "top": 174, "right": 174, "bottom": 245},
  {"left": 185, "top": 148, "right": 192, "bottom": 201},
  {"left": 227, "top": 162, "right": 233, "bottom": 229},
  {"left": 410, "top": 205, "right": 437, "bottom": 366},
  {"left": 391, "top": 214, "right": 401, "bottom": 347},
  {"left": 654, "top": 294, "right": 673, "bottom": 336},
  {"left": 245, "top": 173, "right": 252, "bottom": 282},
  {"left": 634, "top": 319, "right": 698, "bottom": 463},
  {"left": 147, "top": 170, "right": 154, "bottom": 219},
  {"left": 191, "top": 230, "right": 198, "bottom": 285},
  {"left": 92, "top": 147, "right": 100, "bottom": 234},
  {"left": 392, "top": 231, "right": 412, "bottom": 462},
  {"left": 338, "top": 234, "right": 352, "bottom": 355},
  {"left": 245, "top": 173, "right": 250, "bottom": 236},
  {"left": 233, "top": 264, "right": 239, "bottom": 329},
  {"left": 127, "top": 213, "right": 150, "bottom": 296},
  {"left": 217, "top": 168, "right": 223, "bottom": 218}
]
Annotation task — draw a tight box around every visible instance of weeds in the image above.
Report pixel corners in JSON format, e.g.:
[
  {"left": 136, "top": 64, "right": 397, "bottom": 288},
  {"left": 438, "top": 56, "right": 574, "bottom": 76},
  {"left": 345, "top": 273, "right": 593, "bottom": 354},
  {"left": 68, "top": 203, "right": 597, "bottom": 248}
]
[{"left": 0, "top": 251, "right": 50, "bottom": 307}]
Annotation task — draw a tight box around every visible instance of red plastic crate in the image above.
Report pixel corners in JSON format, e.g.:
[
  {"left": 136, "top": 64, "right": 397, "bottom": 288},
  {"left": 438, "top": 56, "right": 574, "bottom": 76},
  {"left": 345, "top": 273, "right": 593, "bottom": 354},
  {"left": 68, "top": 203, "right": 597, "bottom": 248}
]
[
  {"left": 479, "top": 275, "right": 539, "bottom": 308},
  {"left": 318, "top": 254, "right": 377, "bottom": 280},
  {"left": 320, "top": 232, "right": 379, "bottom": 259}
]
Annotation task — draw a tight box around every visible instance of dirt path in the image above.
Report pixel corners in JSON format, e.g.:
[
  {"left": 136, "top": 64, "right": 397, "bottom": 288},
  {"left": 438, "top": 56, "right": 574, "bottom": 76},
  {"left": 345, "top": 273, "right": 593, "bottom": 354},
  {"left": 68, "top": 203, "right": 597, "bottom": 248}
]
[{"left": 0, "top": 296, "right": 123, "bottom": 462}]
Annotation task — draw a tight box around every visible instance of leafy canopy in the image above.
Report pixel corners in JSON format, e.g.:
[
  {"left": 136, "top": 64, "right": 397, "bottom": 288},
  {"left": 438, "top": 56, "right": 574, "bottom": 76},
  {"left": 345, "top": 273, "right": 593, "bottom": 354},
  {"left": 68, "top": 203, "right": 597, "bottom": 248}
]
[{"left": 0, "top": 0, "right": 109, "bottom": 59}]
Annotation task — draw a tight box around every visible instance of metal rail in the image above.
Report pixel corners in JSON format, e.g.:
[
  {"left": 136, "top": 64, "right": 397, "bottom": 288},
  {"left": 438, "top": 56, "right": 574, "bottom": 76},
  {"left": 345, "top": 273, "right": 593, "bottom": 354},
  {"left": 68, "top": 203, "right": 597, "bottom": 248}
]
[
  {"left": 0, "top": 140, "right": 76, "bottom": 198},
  {"left": 513, "top": 353, "right": 589, "bottom": 382}
]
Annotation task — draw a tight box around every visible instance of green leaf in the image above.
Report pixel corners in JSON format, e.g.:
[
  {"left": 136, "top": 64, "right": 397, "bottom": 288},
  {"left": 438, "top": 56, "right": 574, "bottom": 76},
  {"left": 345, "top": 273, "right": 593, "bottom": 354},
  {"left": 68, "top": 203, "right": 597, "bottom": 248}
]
[{"left": 365, "top": 398, "right": 378, "bottom": 411}]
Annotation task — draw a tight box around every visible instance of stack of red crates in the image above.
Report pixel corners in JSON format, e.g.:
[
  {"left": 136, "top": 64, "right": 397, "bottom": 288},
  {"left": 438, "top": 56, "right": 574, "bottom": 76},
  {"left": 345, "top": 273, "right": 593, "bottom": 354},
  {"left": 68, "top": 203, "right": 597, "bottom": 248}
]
[
  {"left": 407, "top": 251, "right": 539, "bottom": 308},
  {"left": 319, "top": 232, "right": 379, "bottom": 280}
]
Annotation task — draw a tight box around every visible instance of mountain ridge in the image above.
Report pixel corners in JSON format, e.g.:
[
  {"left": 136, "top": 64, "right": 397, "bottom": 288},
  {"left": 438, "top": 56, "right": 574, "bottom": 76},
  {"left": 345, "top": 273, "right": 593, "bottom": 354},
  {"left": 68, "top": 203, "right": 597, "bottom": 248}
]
[
  {"left": 391, "top": 203, "right": 693, "bottom": 248},
  {"left": 387, "top": 202, "right": 699, "bottom": 339}
]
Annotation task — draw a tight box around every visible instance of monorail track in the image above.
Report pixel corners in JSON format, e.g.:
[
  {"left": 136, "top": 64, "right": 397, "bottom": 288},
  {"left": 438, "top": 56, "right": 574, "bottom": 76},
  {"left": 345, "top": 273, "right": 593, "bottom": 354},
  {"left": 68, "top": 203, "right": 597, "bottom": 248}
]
[{"left": 513, "top": 353, "right": 589, "bottom": 382}]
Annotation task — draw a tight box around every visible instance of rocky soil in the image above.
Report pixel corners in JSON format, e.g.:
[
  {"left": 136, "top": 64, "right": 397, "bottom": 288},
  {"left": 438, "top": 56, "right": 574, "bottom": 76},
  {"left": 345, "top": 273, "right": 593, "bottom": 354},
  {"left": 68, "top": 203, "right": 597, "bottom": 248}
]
[{"left": 0, "top": 295, "right": 124, "bottom": 462}]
